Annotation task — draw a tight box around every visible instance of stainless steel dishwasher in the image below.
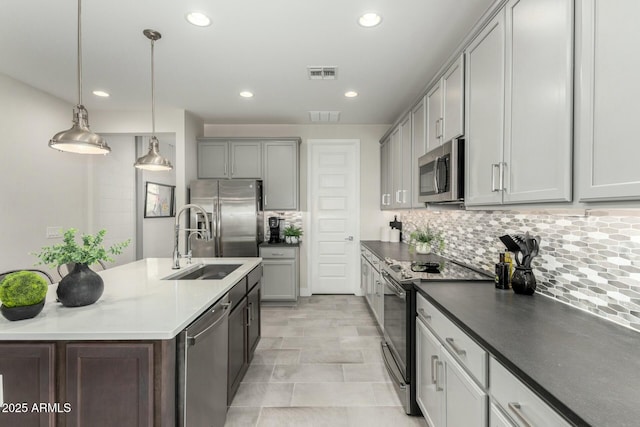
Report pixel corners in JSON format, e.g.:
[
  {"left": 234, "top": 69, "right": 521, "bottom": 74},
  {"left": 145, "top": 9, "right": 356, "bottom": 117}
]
[{"left": 177, "top": 294, "right": 230, "bottom": 427}]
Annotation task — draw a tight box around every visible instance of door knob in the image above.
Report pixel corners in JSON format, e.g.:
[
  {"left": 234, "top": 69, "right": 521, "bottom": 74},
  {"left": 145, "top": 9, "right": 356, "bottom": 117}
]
[{"left": 345, "top": 236, "right": 354, "bottom": 241}]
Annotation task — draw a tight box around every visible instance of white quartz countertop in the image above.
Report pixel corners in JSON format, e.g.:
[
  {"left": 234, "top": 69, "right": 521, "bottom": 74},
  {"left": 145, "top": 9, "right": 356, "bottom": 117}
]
[{"left": 0, "top": 257, "right": 262, "bottom": 341}]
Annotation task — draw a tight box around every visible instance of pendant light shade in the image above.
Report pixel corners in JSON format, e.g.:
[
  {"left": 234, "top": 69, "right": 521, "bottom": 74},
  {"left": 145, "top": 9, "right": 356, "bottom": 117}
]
[
  {"left": 49, "top": 0, "right": 110, "bottom": 155},
  {"left": 134, "top": 29, "right": 173, "bottom": 171}
]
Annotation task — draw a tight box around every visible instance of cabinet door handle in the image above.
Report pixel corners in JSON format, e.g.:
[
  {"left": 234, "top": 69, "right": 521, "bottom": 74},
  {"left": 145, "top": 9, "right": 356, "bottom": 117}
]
[
  {"left": 430, "top": 355, "right": 438, "bottom": 384},
  {"left": 491, "top": 164, "right": 500, "bottom": 192},
  {"left": 224, "top": 162, "right": 228, "bottom": 176},
  {"left": 508, "top": 402, "right": 534, "bottom": 427},
  {"left": 385, "top": 194, "right": 390, "bottom": 205},
  {"left": 417, "top": 308, "right": 432, "bottom": 323},
  {"left": 395, "top": 190, "right": 401, "bottom": 203},
  {"left": 402, "top": 189, "right": 407, "bottom": 204},
  {"left": 435, "top": 360, "right": 444, "bottom": 391},
  {"left": 445, "top": 337, "right": 466, "bottom": 356},
  {"left": 499, "top": 162, "right": 506, "bottom": 191},
  {"left": 264, "top": 194, "right": 268, "bottom": 207}
]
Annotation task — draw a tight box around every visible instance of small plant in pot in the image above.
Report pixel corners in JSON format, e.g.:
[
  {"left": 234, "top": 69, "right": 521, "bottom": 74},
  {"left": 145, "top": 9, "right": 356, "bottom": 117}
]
[
  {"left": 409, "top": 225, "right": 445, "bottom": 254},
  {"left": 0, "top": 271, "right": 48, "bottom": 321},
  {"left": 283, "top": 225, "right": 303, "bottom": 244},
  {"left": 34, "top": 228, "right": 130, "bottom": 308}
]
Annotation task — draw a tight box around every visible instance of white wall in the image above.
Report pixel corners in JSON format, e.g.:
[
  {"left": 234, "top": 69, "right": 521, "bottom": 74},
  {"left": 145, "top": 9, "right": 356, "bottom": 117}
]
[
  {"left": 140, "top": 136, "right": 176, "bottom": 258},
  {"left": 0, "top": 73, "right": 89, "bottom": 278},
  {"left": 89, "top": 135, "right": 137, "bottom": 266}
]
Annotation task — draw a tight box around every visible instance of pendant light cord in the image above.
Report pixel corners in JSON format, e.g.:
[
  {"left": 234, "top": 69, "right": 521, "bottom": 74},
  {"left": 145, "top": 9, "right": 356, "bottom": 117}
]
[
  {"left": 151, "top": 37, "right": 155, "bottom": 135},
  {"left": 77, "top": 0, "right": 83, "bottom": 106}
]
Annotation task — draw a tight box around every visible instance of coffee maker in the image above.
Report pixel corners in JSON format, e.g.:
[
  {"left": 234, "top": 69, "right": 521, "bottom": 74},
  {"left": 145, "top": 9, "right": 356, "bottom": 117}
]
[{"left": 268, "top": 217, "right": 282, "bottom": 243}]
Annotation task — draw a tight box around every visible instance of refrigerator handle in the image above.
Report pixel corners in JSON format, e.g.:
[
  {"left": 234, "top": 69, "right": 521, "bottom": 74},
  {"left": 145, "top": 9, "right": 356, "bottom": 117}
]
[{"left": 216, "top": 198, "right": 222, "bottom": 257}]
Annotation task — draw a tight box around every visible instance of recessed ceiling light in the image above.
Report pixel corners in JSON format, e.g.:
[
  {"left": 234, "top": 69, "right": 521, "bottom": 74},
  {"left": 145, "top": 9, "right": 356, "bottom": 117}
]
[
  {"left": 92, "top": 90, "right": 110, "bottom": 97},
  {"left": 186, "top": 12, "right": 211, "bottom": 27},
  {"left": 240, "top": 91, "right": 254, "bottom": 98},
  {"left": 358, "top": 12, "right": 382, "bottom": 28},
  {"left": 345, "top": 91, "right": 358, "bottom": 98}
]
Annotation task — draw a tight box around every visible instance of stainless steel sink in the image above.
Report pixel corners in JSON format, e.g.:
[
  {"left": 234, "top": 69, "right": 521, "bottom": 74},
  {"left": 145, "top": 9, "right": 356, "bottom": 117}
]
[{"left": 163, "top": 264, "right": 242, "bottom": 280}]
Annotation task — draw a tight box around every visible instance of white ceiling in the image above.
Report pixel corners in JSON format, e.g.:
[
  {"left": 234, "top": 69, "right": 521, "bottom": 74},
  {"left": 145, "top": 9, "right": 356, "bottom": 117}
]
[{"left": 0, "top": 0, "right": 495, "bottom": 125}]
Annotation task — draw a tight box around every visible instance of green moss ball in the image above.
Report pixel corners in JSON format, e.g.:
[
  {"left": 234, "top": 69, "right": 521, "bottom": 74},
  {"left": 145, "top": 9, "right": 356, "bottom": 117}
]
[{"left": 0, "top": 271, "right": 48, "bottom": 308}]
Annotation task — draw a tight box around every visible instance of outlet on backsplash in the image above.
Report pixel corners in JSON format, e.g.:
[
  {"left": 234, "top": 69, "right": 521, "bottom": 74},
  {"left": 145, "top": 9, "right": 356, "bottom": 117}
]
[{"left": 397, "top": 209, "right": 640, "bottom": 332}]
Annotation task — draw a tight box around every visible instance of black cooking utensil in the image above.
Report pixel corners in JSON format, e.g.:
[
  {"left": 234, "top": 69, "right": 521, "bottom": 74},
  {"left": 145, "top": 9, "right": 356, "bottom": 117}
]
[{"left": 499, "top": 235, "right": 521, "bottom": 253}]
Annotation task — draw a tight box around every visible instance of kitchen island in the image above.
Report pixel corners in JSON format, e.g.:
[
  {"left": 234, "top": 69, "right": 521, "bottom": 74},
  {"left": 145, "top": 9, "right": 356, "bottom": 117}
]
[{"left": 0, "top": 257, "right": 262, "bottom": 427}]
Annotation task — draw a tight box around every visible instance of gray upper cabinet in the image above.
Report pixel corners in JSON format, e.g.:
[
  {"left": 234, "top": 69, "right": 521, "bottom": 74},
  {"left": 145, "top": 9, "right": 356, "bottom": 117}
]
[
  {"left": 426, "top": 83, "right": 443, "bottom": 152},
  {"left": 198, "top": 140, "right": 262, "bottom": 179},
  {"left": 465, "top": 10, "right": 506, "bottom": 206},
  {"left": 466, "top": 0, "right": 573, "bottom": 206},
  {"left": 380, "top": 136, "right": 392, "bottom": 210},
  {"left": 502, "top": 0, "right": 573, "bottom": 204},
  {"left": 263, "top": 140, "right": 299, "bottom": 210},
  {"left": 230, "top": 141, "right": 262, "bottom": 178},
  {"left": 426, "top": 55, "right": 464, "bottom": 154},
  {"left": 389, "top": 114, "right": 412, "bottom": 209},
  {"left": 442, "top": 55, "right": 465, "bottom": 143},
  {"left": 400, "top": 114, "right": 413, "bottom": 207},
  {"left": 577, "top": 0, "right": 640, "bottom": 201},
  {"left": 198, "top": 141, "right": 229, "bottom": 179},
  {"left": 412, "top": 97, "right": 427, "bottom": 208}
]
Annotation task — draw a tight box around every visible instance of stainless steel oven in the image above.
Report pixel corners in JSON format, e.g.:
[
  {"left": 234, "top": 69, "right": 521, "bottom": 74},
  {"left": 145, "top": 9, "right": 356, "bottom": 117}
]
[
  {"left": 418, "top": 139, "right": 464, "bottom": 204},
  {"left": 380, "top": 254, "right": 493, "bottom": 416},
  {"left": 381, "top": 266, "right": 419, "bottom": 415}
]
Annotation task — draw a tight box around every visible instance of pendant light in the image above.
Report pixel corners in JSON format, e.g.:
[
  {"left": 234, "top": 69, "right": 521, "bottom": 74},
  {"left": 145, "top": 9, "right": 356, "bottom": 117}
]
[
  {"left": 49, "top": 0, "right": 110, "bottom": 155},
  {"left": 134, "top": 29, "right": 173, "bottom": 171}
]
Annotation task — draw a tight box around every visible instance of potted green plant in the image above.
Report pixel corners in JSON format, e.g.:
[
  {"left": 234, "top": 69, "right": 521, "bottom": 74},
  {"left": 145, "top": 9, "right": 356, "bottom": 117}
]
[
  {"left": 34, "top": 228, "right": 130, "bottom": 307},
  {"left": 283, "top": 225, "right": 303, "bottom": 244},
  {"left": 0, "top": 271, "right": 48, "bottom": 321},
  {"left": 409, "top": 225, "right": 445, "bottom": 254}
]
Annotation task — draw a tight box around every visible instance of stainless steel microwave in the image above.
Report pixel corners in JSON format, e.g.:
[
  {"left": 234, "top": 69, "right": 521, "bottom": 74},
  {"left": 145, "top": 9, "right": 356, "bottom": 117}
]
[{"left": 418, "top": 139, "right": 464, "bottom": 204}]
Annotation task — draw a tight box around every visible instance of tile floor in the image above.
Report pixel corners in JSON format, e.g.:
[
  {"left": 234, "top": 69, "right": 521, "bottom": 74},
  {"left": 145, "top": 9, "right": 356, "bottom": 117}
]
[{"left": 224, "top": 295, "right": 427, "bottom": 427}]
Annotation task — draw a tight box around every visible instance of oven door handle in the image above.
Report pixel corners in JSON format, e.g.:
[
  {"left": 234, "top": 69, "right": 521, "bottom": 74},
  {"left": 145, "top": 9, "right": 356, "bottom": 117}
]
[
  {"left": 381, "top": 271, "right": 405, "bottom": 299},
  {"left": 381, "top": 342, "right": 407, "bottom": 390}
]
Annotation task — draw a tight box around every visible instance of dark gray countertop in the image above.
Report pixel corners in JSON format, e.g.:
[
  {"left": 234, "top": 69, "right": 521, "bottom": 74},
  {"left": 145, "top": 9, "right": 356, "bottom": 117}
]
[{"left": 362, "top": 240, "right": 640, "bottom": 427}]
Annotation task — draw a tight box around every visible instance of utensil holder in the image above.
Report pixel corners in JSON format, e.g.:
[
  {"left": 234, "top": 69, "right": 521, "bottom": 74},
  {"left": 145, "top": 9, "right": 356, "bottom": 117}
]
[{"left": 511, "top": 266, "right": 536, "bottom": 295}]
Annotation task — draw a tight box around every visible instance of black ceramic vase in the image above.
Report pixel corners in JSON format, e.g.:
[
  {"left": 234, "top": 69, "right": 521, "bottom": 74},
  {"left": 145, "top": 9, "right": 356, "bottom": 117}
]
[
  {"left": 1, "top": 300, "right": 45, "bottom": 321},
  {"left": 511, "top": 266, "right": 536, "bottom": 295},
  {"left": 56, "top": 263, "right": 104, "bottom": 307}
]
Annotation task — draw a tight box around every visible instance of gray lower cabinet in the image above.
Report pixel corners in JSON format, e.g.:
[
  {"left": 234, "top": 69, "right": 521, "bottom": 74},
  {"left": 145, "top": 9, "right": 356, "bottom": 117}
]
[
  {"left": 260, "top": 246, "right": 299, "bottom": 301},
  {"left": 263, "top": 141, "right": 299, "bottom": 210},
  {"left": 577, "top": 0, "right": 640, "bottom": 201}
]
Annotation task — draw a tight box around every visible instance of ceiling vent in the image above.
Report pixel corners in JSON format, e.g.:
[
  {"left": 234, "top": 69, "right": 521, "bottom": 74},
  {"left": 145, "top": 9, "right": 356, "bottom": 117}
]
[
  {"left": 307, "top": 66, "right": 338, "bottom": 80},
  {"left": 309, "top": 111, "right": 341, "bottom": 123}
]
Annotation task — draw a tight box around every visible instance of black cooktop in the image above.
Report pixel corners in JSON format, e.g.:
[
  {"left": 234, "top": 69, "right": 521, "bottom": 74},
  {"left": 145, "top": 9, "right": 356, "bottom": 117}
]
[{"left": 385, "top": 253, "right": 492, "bottom": 283}]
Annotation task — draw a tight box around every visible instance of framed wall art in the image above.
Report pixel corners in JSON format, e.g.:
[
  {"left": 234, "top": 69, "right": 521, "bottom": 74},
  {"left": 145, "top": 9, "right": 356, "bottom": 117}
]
[{"left": 144, "top": 182, "right": 175, "bottom": 218}]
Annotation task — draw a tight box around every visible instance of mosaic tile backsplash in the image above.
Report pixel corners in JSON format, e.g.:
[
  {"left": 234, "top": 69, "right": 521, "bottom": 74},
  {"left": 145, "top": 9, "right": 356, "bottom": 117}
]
[
  {"left": 264, "top": 211, "right": 303, "bottom": 241},
  {"left": 397, "top": 209, "right": 640, "bottom": 332}
]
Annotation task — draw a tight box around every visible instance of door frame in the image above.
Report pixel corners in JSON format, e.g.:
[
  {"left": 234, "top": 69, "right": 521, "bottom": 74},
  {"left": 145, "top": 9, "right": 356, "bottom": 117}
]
[{"left": 306, "top": 139, "right": 361, "bottom": 296}]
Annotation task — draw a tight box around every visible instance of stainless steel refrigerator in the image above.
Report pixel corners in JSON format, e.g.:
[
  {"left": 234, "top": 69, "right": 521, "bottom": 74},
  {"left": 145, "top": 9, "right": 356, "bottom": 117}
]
[{"left": 188, "top": 180, "right": 263, "bottom": 257}]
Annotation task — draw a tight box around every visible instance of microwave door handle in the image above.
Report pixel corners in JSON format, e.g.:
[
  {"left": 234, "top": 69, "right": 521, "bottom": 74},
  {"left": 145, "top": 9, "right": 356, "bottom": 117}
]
[{"left": 433, "top": 156, "right": 440, "bottom": 194}]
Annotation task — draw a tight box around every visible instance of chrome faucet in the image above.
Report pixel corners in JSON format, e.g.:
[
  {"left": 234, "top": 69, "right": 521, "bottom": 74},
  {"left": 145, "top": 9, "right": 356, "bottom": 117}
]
[{"left": 173, "top": 204, "right": 211, "bottom": 269}]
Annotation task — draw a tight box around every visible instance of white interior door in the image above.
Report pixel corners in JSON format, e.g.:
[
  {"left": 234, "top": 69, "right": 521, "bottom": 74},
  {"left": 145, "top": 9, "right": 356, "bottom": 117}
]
[{"left": 308, "top": 140, "right": 360, "bottom": 295}]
